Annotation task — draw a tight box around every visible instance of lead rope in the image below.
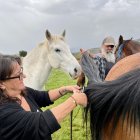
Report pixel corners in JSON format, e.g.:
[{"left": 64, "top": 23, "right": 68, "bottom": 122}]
[
  {"left": 81, "top": 86, "right": 88, "bottom": 140},
  {"left": 70, "top": 86, "right": 85, "bottom": 140},
  {"left": 70, "top": 111, "right": 73, "bottom": 140}
]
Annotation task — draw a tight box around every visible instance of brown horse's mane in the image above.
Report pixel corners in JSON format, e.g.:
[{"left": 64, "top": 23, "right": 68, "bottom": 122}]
[
  {"left": 128, "top": 39, "right": 140, "bottom": 47},
  {"left": 85, "top": 68, "right": 140, "bottom": 140},
  {"left": 85, "top": 53, "right": 140, "bottom": 140}
]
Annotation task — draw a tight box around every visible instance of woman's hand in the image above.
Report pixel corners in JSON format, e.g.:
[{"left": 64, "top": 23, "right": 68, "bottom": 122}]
[
  {"left": 51, "top": 87, "right": 88, "bottom": 123},
  {"left": 71, "top": 90, "right": 87, "bottom": 107},
  {"left": 58, "top": 85, "right": 81, "bottom": 95}
]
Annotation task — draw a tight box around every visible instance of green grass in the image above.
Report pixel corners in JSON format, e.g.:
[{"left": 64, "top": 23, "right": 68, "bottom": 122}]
[{"left": 43, "top": 69, "right": 90, "bottom": 140}]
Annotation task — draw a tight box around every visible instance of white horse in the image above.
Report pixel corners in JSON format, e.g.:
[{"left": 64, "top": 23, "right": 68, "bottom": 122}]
[{"left": 23, "top": 30, "right": 81, "bottom": 90}]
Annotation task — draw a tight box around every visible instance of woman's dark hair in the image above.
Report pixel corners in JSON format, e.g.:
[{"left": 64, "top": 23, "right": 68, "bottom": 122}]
[{"left": 0, "top": 55, "right": 24, "bottom": 104}]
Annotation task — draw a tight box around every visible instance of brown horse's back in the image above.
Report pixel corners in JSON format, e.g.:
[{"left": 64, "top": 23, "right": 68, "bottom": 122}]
[
  {"left": 104, "top": 53, "right": 140, "bottom": 140},
  {"left": 106, "top": 53, "right": 140, "bottom": 81},
  {"left": 103, "top": 117, "right": 140, "bottom": 140}
]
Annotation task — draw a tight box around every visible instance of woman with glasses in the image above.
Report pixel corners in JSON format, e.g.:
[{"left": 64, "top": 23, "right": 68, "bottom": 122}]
[{"left": 0, "top": 55, "right": 87, "bottom": 140}]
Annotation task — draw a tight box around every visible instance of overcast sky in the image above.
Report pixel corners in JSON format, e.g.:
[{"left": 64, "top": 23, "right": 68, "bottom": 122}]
[{"left": 0, "top": 0, "right": 140, "bottom": 54}]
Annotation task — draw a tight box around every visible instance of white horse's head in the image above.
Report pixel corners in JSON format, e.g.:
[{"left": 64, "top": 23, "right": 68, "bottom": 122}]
[
  {"left": 23, "top": 30, "right": 82, "bottom": 89},
  {"left": 45, "top": 30, "right": 81, "bottom": 79}
]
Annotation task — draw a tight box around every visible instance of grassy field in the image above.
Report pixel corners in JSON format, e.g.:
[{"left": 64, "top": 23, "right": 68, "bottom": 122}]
[{"left": 43, "top": 69, "right": 90, "bottom": 140}]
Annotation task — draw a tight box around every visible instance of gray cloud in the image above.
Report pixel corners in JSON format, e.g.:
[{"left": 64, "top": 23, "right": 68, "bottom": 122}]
[{"left": 0, "top": 0, "right": 140, "bottom": 54}]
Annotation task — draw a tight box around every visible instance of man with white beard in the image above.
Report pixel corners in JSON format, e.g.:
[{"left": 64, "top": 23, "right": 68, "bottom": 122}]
[
  {"left": 100, "top": 36, "right": 116, "bottom": 63},
  {"left": 79, "top": 36, "right": 116, "bottom": 82}
]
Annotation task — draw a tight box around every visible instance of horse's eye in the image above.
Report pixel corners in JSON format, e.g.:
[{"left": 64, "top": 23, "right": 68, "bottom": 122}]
[{"left": 55, "top": 49, "right": 61, "bottom": 52}]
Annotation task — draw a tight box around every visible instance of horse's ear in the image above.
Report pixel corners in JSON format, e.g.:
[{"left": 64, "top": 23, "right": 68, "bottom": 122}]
[
  {"left": 62, "top": 30, "right": 66, "bottom": 37},
  {"left": 119, "top": 35, "right": 123, "bottom": 44},
  {"left": 45, "top": 30, "right": 51, "bottom": 40}
]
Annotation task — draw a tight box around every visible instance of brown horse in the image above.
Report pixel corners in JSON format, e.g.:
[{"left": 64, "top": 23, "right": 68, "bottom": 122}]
[
  {"left": 106, "top": 53, "right": 140, "bottom": 80},
  {"left": 115, "top": 35, "right": 140, "bottom": 62},
  {"left": 85, "top": 53, "right": 140, "bottom": 140}
]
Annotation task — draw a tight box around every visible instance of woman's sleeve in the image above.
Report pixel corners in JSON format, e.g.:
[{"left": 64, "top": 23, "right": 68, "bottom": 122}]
[
  {"left": 0, "top": 103, "right": 60, "bottom": 140},
  {"left": 26, "top": 87, "right": 53, "bottom": 107}
]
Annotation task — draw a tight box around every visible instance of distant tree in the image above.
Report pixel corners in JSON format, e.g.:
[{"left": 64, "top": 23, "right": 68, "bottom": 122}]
[{"left": 19, "top": 50, "right": 27, "bottom": 57}]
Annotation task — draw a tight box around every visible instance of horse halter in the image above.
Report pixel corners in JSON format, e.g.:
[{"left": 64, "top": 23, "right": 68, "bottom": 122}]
[
  {"left": 117, "top": 43, "right": 124, "bottom": 59},
  {"left": 116, "top": 40, "right": 131, "bottom": 60}
]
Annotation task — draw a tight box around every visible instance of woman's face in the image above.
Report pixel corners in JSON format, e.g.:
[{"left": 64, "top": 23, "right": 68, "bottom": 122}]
[{"left": 3, "top": 62, "right": 26, "bottom": 95}]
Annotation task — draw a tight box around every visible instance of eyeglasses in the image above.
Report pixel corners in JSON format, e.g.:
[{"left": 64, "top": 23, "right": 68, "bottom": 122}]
[
  {"left": 106, "top": 45, "right": 114, "bottom": 48},
  {"left": 4, "top": 67, "right": 24, "bottom": 81}
]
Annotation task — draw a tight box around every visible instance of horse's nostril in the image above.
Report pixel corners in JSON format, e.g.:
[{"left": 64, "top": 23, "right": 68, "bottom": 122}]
[{"left": 74, "top": 68, "right": 78, "bottom": 73}]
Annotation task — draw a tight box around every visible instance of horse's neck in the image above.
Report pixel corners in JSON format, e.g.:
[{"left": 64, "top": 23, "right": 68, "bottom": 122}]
[
  {"left": 23, "top": 44, "right": 52, "bottom": 90},
  {"left": 126, "top": 42, "right": 140, "bottom": 55}
]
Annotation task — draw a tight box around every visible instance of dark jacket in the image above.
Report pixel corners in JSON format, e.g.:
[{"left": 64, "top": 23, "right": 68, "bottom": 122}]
[{"left": 0, "top": 87, "right": 60, "bottom": 140}]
